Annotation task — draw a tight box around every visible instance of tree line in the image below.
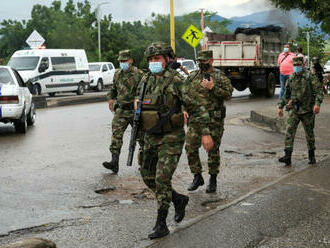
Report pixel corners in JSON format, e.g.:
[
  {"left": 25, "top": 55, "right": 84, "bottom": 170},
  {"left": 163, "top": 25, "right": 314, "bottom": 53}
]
[
  {"left": 0, "top": 0, "right": 328, "bottom": 67},
  {"left": 0, "top": 0, "right": 230, "bottom": 68}
]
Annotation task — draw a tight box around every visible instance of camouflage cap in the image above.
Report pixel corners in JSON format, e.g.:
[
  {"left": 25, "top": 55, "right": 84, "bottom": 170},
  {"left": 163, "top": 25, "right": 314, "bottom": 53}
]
[
  {"left": 293, "top": 56, "right": 304, "bottom": 66},
  {"left": 197, "top": 50, "right": 213, "bottom": 60},
  {"left": 144, "top": 42, "right": 169, "bottom": 59},
  {"left": 118, "top": 50, "right": 132, "bottom": 61}
]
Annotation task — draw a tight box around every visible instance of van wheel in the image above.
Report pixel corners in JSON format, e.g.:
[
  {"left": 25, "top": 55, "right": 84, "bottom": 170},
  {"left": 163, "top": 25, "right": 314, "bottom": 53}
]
[
  {"left": 14, "top": 108, "right": 27, "bottom": 133},
  {"left": 96, "top": 79, "right": 103, "bottom": 92},
  {"left": 33, "top": 84, "right": 41, "bottom": 95},
  {"left": 48, "top": 93, "right": 56, "bottom": 97},
  {"left": 27, "top": 103, "right": 36, "bottom": 126},
  {"left": 265, "top": 72, "right": 276, "bottom": 98},
  {"left": 76, "top": 84, "right": 85, "bottom": 95}
]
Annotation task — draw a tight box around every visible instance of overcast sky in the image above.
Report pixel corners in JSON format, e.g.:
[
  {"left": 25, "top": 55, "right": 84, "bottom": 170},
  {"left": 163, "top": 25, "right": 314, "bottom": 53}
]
[{"left": 0, "top": 0, "right": 274, "bottom": 23}]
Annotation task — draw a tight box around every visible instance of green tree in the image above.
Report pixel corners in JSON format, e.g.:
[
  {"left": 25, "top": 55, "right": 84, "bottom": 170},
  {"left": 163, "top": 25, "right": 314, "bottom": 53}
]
[
  {"left": 295, "top": 25, "right": 326, "bottom": 62},
  {"left": 268, "top": 0, "right": 330, "bottom": 34}
]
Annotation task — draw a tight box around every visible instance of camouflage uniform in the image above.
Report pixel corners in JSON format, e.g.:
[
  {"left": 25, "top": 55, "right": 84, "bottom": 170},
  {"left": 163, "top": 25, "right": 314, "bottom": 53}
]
[
  {"left": 107, "top": 50, "right": 144, "bottom": 155},
  {"left": 279, "top": 57, "right": 324, "bottom": 153},
  {"left": 138, "top": 69, "right": 185, "bottom": 211},
  {"left": 183, "top": 51, "right": 233, "bottom": 176}
]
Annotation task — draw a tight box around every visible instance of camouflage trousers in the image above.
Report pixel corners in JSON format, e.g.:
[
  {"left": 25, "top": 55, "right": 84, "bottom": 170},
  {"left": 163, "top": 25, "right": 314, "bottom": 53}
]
[
  {"left": 185, "top": 120, "right": 224, "bottom": 175},
  {"left": 140, "top": 129, "right": 185, "bottom": 211},
  {"left": 110, "top": 108, "right": 144, "bottom": 157},
  {"left": 285, "top": 111, "right": 315, "bottom": 151}
]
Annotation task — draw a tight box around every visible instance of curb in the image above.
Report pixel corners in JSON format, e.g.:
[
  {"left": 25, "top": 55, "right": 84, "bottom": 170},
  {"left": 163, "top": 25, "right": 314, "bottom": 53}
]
[
  {"left": 250, "top": 110, "right": 286, "bottom": 133},
  {"left": 147, "top": 161, "right": 317, "bottom": 247},
  {"left": 0, "top": 238, "right": 56, "bottom": 248},
  {"left": 33, "top": 94, "right": 107, "bottom": 109}
]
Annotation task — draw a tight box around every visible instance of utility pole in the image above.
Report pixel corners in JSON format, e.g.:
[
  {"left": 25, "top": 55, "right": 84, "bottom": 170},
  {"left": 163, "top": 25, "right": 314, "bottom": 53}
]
[
  {"left": 170, "top": 0, "right": 175, "bottom": 53},
  {"left": 303, "top": 31, "right": 310, "bottom": 68},
  {"left": 96, "top": 2, "right": 109, "bottom": 62}
]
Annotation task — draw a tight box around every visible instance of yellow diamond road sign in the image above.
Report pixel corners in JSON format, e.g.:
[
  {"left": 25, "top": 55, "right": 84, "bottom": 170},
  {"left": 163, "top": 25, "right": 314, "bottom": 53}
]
[{"left": 182, "top": 24, "right": 204, "bottom": 48}]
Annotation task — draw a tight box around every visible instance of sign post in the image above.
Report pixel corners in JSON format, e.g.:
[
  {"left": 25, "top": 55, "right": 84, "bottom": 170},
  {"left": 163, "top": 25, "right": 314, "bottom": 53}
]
[{"left": 182, "top": 24, "right": 204, "bottom": 60}]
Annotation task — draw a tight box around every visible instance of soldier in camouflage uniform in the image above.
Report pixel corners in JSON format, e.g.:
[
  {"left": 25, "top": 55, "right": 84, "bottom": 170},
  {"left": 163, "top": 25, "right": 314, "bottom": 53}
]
[
  {"left": 137, "top": 42, "right": 208, "bottom": 240},
  {"left": 183, "top": 50, "right": 233, "bottom": 193},
  {"left": 102, "top": 50, "right": 144, "bottom": 173},
  {"left": 278, "top": 56, "right": 324, "bottom": 166}
]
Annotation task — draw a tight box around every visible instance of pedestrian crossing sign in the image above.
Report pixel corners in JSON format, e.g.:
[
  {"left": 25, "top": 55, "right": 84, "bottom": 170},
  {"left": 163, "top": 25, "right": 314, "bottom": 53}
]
[{"left": 182, "top": 24, "right": 204, "bottom": 48}]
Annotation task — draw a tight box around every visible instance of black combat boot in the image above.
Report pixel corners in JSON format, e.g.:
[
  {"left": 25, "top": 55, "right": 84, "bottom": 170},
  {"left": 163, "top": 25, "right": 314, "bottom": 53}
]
[
  {"left": 148, "top": 209, "right": 169, "bottom": 239},
  {"left": 172, "top": 190, "right": 189, "bottom": 223},
  {"left": 206, "top": 174, "right": 217, "bottom": 193},
  {"left": 102, "top": 153, "right": 119, "bottom": 173},
  {"left": 279, "top": 149, "right": 292, "bottom": 166},
  {"left": 308, "top": 150, "right": 316, "bottom": 164},
  {"left": 187, "top": 173, "right": 204, "bottom": 191}
]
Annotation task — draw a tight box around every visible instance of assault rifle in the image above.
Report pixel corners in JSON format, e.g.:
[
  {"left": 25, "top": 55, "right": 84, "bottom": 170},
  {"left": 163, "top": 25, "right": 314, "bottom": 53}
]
[{"left": 126, "top": 75, "right": 149, "bottom": 167}]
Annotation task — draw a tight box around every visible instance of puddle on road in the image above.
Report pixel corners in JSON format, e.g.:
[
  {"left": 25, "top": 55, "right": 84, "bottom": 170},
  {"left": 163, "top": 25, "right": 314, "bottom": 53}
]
[{"left": 95, "top": 176, "right": 154, "bottom": 202}]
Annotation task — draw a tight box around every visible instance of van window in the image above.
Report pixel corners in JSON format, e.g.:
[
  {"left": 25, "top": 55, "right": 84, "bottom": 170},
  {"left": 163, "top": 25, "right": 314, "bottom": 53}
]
[
  {"left": 51, "top": 57, "right": 76, "bottom": 71},
  {"left": 8, "top": 56, "right": 40, "bottom": 71},
  {"left": 108, "top": 63, "right": 114, "bottom": 70}
]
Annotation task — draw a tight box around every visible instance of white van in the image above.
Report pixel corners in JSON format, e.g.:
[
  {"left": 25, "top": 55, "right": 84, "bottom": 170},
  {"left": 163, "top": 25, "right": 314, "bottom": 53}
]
[{"left": 8, "top": 49, "right": 89, "bottom": 96}]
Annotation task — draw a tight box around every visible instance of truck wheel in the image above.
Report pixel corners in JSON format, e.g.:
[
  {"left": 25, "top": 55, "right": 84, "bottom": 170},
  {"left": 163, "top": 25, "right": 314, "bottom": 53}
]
[
  {"left": 96, "top": 79, "right": 103, "bottom": 92},
  {"left": 27, "top": 103, "right": 36, "bottom": 126},
  {"left": 48, "top": 93, "right": 56, "bottom": 97},
  {"left": 76, "top": 84, "right": 85, "bottom": 95},
  {"left": 14, "top": 108, "right": 27, "bottom": 133},
  {"left": 232, "top": 81, "right": 247, "bottom": 91},
  {"left": 265, "top": 72, "right": 276, "bottom": 98},
  {"left": 249, "top": 86, "right": 264, "bottom": 97}
]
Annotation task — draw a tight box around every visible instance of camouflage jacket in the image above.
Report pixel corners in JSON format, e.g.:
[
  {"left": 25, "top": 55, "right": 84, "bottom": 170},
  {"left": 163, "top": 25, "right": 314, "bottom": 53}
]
[
  {"left": 279, "top": 71, "right": 324, "bottom": 114},
  {"left": 107, "top": 66, "right": 144, "bottom": 107},
  {"left": 182, "top": 68, "right": 233, "bottom": 135},
  {"left": 136, "top": 68, "right": 185, "bottom": 143}
]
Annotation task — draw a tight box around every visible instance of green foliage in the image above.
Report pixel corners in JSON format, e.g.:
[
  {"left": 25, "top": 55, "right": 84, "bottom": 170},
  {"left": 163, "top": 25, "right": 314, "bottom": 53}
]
[
  {"left": 294, "top": 25, "right": 326, "bottom": 61},
  {"left": 268, "top": 0, "right": 330, "bottom": 34},
  {"left": 0, "top": 0, "right": 231, "bottom": 68}
]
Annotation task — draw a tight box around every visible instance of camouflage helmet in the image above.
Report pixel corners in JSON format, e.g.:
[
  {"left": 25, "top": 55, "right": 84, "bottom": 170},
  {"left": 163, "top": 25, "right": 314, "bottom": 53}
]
[
  {"left": 144, "top": 42, "right": 170, "bottom": 59},
  {"left": 293, "top": 56, "right": 304, "bottom": 66},
  {"left": 118, "top": 50, "right": 132, "bottom": 61},
  {"left": 197, "top": 50, "right": 213, "bottom": 60}
]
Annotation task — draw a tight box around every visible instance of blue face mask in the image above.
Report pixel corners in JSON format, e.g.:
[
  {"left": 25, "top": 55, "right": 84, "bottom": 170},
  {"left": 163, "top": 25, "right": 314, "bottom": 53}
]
[
  {"left": 283, "top": 47, "right": 289, "bottom": 53},
  {"left": 293, "top": 66, "right": 303, "bottom": 73},
  {"left": 120, "top": 62, "right": 129, "bottom": 71},
  {"left": 149, "top": 62, "right": 163, "bottom": 74}
]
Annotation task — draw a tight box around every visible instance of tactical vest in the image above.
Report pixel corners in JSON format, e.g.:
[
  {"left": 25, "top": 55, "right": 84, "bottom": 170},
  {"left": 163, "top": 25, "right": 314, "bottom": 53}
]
[{"left": 141, "top": 73, "right": 184, "bottom": 134}]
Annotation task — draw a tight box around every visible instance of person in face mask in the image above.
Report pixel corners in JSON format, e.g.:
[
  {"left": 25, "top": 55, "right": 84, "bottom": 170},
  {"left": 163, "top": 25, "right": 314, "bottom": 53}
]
[
  {"left": 278, "top": 44, "right": 296, "bottom": 100},
  {"left": 182, "top": 50, "right": 233, "bottom": 194},
  {"left": 103, "top": 50, "right": 144, "bottom": 173},
  {"left": 135, "top": 42, "right": 191, "bottom": 239},
  {"left": 278, "top": 56, "right": 324, "bottom": 166}
]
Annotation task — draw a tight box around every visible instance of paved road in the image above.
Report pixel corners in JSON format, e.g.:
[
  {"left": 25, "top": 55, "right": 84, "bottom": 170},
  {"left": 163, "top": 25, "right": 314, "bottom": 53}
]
[
  {"left": 150, "top": 159, "right": 330, "bottom": 248},
  {"left": 0, "top": 93, "right": 325, "bottom": 247}
]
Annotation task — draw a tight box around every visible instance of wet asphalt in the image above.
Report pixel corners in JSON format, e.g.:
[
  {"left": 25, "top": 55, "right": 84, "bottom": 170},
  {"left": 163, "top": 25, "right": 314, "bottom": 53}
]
[{"left": 0, "top": 92, "right": 329, "bottom": 247}]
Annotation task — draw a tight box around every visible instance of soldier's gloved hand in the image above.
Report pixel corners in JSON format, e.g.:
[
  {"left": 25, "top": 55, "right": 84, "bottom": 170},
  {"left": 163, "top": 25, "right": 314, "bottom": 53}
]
[
  {"left": 109, "top": 99, "right": 114, "bottom": 112},
  {"left": 202, "top": 77, "right": 214, "bottom": 90},
  {"left": 183, "top": 111, "right": 189, "bottom": 124},
  {"left": 278, "top": 108, "right": 284, "bottom": 118},
  {"left": 202, "top": 135, "right": 214, "bottom": 152},
  {"left": 313, "top": 105, "right": 320, "bottom": 114}
]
